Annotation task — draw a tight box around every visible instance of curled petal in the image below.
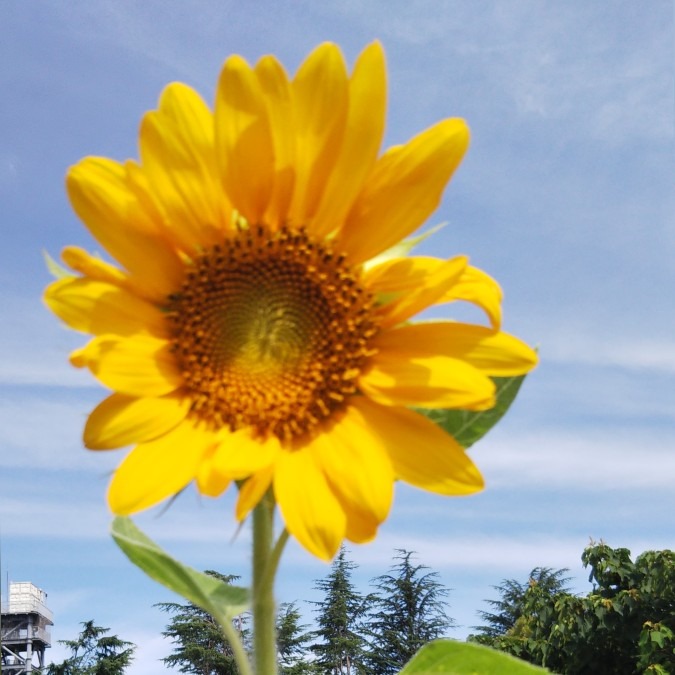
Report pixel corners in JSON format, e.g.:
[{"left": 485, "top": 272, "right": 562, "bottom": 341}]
[
  {"left": 79, "top": 335, "right": 183, "bottom": 397},
  {"left": 44, "top": 277, "right": 167, "bottom": 338},
  {"left": 66, "top": 158, "right": 184, "bottom": 299},
  {"left": 84, "top": 393, "right": 189, "bottom": 450},
  {"left": 375, "top": 256, "right": 468, "bottom": 329}
]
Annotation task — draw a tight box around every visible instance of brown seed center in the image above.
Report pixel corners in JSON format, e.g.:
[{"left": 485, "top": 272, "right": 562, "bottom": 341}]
[{"left": 167, "top": 225, "right": 379, "bottom": 442}]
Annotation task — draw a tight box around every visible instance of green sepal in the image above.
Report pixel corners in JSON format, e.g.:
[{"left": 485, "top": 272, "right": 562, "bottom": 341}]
[
  {"left": 43, "top": 250, "right": 71, "bottom": 279},
  {"left": 418, "top": 375, "right": 526, "bottom": 449},
  {"left": 111, "top": 516, "right": 249, "bottom": 624},
  {"left": 398, "top": 639, "right": 549, "bottom": 673}
]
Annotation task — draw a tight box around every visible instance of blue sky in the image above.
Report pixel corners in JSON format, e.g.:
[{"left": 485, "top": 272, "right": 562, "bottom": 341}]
[{"left": 1, "top": 1, "right": 673, "bottom": 672}]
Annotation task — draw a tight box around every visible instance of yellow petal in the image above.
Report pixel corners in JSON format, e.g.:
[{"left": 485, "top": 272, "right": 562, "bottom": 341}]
[
  {"left": 375, "top": 256, "right": 468, "bottom": 329},
  {"left": 139, "top": 83, "right": 227, "bottom": 250},
  {"left": 81, "top": 335, "right": 183, "bottom": 397},
  {"left": 61, "top": 246, "right": 128, "bottom": 287},
  {"left": 288, "top": 43, "right": 349, "bottom": 225},
  {"left": 312, "top": 42, "right": 387, "bottom": 238},
  {"left": 339, "top": 118, "right": 470, "bottom": 264},
  {"left": 441, "top": 266, "right": 503, "bottom": 330},
  {"left": 352, "top": 397, "right": 484, "bottom": 495},
  {"left": 373, "top": 322, "right": 538, "bottom": 376},
  {"left": 212, "top": 430, "right": 281, "bottom": 479},
  {"left": 44, "top": 277, "right": 168, "bottom": 338},
  {"left": 236, "top": 467, "right": 274, "bottom": 521},
  {"left": 66, "top": 158, "right": 184, "bottom": 299},
  {"left": 108, "top": 420, "right": 213, "bottom": 514},
  {"left": 255, "top": 55, "right": 296, "bottom": 229},
  {"left": 215, "top": 55, "right": 274, "bottom": 224},
  {"left": 360, "top": 351, "right": 495, "bottom": 410},
  {"left": 312, "top": 406, "right": 394, "bottom": 544},
  {"left": 196, "top": 445, "right": 232, "bottom": 498},
  {"left": 84, "top": 392, "right": 189, "bottom": 450},
  {"left": 274, "top": 448, "right": 346, "bottom": 561}
]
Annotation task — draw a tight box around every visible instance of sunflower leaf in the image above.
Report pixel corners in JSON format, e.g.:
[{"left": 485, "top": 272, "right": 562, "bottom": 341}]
[
  {"left": 398, "top": 639, "right": 549, "bottom": 673},
  {"left": 111, "top": 516, "right": 249, "bottom": 623},
  {"left": 418, "top": 374, "right": 526, "bottom": 449}
]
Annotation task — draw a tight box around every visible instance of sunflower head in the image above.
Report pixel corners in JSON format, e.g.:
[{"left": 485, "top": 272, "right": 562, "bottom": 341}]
[{"left": 45, "top": 42, "right": 537, "bottom": 560}]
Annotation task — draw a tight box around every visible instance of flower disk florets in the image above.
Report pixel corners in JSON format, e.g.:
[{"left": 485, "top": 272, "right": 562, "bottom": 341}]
[{"left": 167, "top": 224, "right": 379, "bottom": 442}]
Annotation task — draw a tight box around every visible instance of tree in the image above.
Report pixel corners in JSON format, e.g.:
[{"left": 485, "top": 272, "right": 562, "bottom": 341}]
[
  {"left": 362, "top": 549, "right": 454, "bottom": 674},
  {"left": 156, "top": 571, "right": 248, "bottom": 675},
  {"left": 470, "top": 567, "right": 571, "bottom": 642},
  {"left": 276, "top": 602, "right": 317, "bottom": 674},
  {"left": 310, "top": 546, "right": 367, "bottom": 674},
  {"left": 46, "top": 620, "right": 135, "bottom": 675},
  {"left": 470, "top": 543, "right": 675, "bottom": 674}
]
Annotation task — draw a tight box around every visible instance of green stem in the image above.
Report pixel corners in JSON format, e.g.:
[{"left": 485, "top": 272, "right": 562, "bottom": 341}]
[
  {"left": 220, "top": 615, "right": 254, "bottom": 675},
  {"left": 252, "top": 492, "right": 278, "bottom": 675}
]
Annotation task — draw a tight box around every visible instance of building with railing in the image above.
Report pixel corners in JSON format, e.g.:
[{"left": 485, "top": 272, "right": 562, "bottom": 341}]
[{"left": 1, "top": 582, "right": 53, "bottom": 674}]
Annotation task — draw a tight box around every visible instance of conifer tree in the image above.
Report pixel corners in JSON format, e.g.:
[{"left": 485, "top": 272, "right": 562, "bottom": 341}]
[
  {"left": 470, "top": 567, "right": 571, "bottom": 642},
  {"left": 362, "top": 549, "right": 454, "bottom": 674},
  {"left": 310, "top": 547, "right": 366, "bottom": 674},
  {"left": 156, "top": 571, "right": 247, "bottom": 675},
  {"left": 46, "top": 620, "right": 135, "bottom": 675},
  {"left": 276, "top": 602, "right": 317, "bottom": 674}
]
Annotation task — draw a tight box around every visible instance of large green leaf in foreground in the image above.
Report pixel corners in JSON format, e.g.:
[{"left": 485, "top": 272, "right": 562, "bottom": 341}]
[
  {"left": 111, "top": 516, "right": 249, "bottom": 625},
  {"left": 399, "top": 639, "right": 549, "bottom": 674},
  {"left": 420, "top": 375, "right": 526, "bottom": 449}
]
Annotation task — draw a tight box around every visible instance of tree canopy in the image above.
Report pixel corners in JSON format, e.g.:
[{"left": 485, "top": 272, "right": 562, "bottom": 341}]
[
  {"left": 362, "top": 549, "right": 454, "bottom": 674},
  {"left": 46, "top": 620, "right": 135, "bottom": 675},
  {"left": 470, "top": 543, "right": 675, "bottom": 674}
]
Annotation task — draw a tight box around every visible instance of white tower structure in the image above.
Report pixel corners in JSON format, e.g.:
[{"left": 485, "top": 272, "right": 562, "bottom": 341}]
[{"left": 1, "top": 582, "right": 53, "bottom": 674}]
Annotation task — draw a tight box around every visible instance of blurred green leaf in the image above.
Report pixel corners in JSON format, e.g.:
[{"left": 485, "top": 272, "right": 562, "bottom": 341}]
[
  {"left": 419, "top": 375, "right": 526, "bottom": 449},
  {"left": 111, "top": 516, "right": 249, "bottom": 624},
  {"left": 398, "top": 639, "right": 549, "bottom": 673}
]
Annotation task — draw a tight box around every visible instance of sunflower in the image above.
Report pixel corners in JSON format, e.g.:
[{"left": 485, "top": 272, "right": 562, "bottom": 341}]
[{"left": 45, "top": 42, "right": 537, "bottom": 560}]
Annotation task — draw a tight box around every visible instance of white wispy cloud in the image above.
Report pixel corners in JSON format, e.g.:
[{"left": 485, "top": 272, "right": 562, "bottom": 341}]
[{"left": 479, "top": 429, "right": 675, "bottom": 490}]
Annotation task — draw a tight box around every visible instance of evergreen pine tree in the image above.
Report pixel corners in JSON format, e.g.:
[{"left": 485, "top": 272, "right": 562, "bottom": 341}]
[
  {"left": 362, "top": 549, "right": 454, "bottom": 674},
  {"left": 46, "top": 620, "right": 135, "bottom": 675},
  {"left": 276, "top": 602, "right": 317, "bottom": 674},
  {"left": 310, "top": 547, "right": 366, "bottom": 674},
  {"left": 156, "top": 571, "right": 247, "bottom": 675},
  {"left": 469, "top": 567, "right": 571, "bottom": 643}
]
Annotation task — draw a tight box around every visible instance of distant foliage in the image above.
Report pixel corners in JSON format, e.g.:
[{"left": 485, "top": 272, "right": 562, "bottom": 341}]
[
  {"left": 362, "top": 549, "right": 454, "bottom": 674},
  {"left": 276, "top": 602, "right": 318, "bottom": 674},
  {"left": 470, "top": 567, "right": 572, "bottom": 641},
  {"left": 469, "top": 543, "right": 675, "bottom": 674},
  {"left": 156, "top": 571, "right": 246, "bottom": 675},
  {"left": 309, "top": 547, "right": 368, "bottom": 674},
  {"left": 46, "top": 620, "right": 135, "bottom": 675}
]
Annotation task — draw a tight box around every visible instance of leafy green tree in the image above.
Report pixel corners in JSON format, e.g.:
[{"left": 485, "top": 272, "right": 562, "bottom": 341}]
[
  {"left": 46, "top": 620, "right": 135, "bottom": 675},
  {"left": 310, "top": 546, "right": 366, "bottom": 674},
  {"left": 471, "top": 544, "right": 675, "bottom": 674},
  {"left": 276, "top": 602, "right": 317, "bottom": 674},
  {"left": 362, "top": 549, "right": 454, "bottom": 674},
  {"left": 470, "top": 567, "right": 571, "bottom": 643},
  {"left": 156, "top": 571, "right": 247, "bottom": 675}
]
